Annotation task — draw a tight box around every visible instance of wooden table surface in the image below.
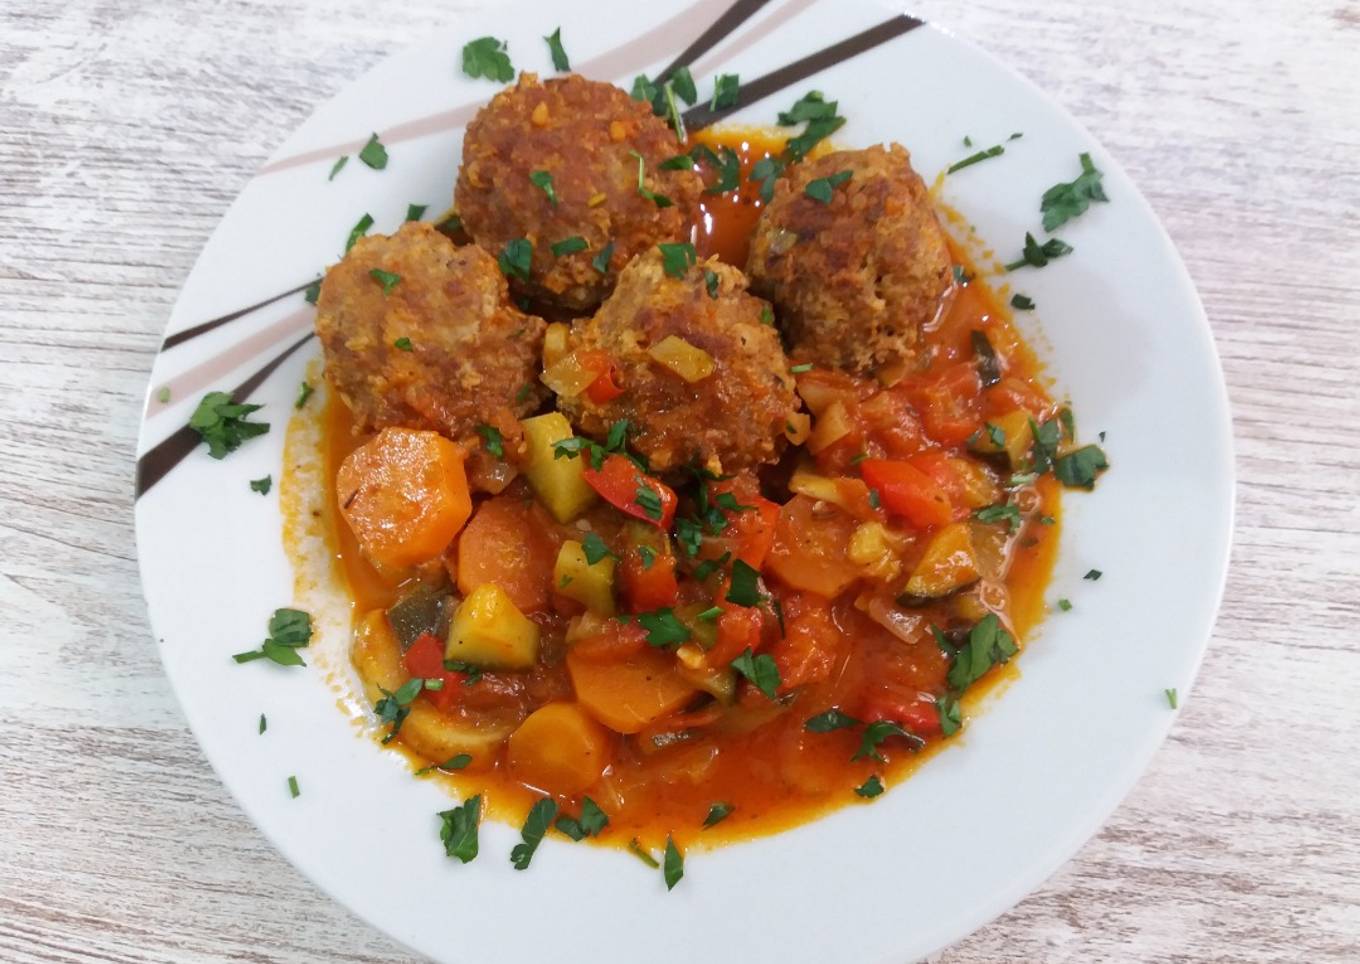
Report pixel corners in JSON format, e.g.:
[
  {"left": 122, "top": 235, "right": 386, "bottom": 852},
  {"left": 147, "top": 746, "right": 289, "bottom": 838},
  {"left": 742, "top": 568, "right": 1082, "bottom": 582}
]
[{"left": 3, "top": 0, "right": 1357, "bottom": 960}]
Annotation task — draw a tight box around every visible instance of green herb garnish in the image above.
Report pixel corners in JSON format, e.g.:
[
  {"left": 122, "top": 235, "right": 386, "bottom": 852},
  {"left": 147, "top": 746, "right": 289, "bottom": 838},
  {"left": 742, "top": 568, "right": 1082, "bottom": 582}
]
[
  {"left": 327, "top": 155, "right": 348, "bottom": 181},
  {"left": 591, "top": 241, "right": 615, "bottom": 274},
  {"left": 405, "top": 203, "right": 427, "bottom": 221},
  {"left": 415, "top": 754, "right": 472, "bottom": 776},
  {"left": 1054, "top": 445, "right": 1109, "bottom": 488},
  {"left": 658, "top": 241, "right": 696, "bottom": 278},
  {"left": 725, "top": 559, "right": 762, "bottom": 606},
  {"left": 511, "top": 798, "right": 558, "bottom": 870},
  {"left": 551, "top": 235, "right": 587, "bottom": 257},
  {"left": 853, "top": 720, "right": 923, "bottom": 763},
  {"left": 438, "top": 795, "right": 481, "bottom": 863},
  {"left": 804, "top": 169, "right": 852, "bottom": 202},
  {"left": 1011, "top": 293, "right": 1035, "bottom": 310},
  {"left": 944, "top": 613, "right": 1018, "bottom": 691},
  {"left": 1084, "top": 569, "right": 1103, "bottom": 581},
  {"left": 258, "top": 714, "right": 267, "bottom": 734},
  {"left": 474, "top": 423, "right": 504, "bottom": 458},
  {"left": 581, "top": 531, "right": 615, "bottom": 565},
  {"left": 805, "top": 708, "right": 860, "bottom": 732},
  {"left": 498, "top": 238, "right": 533, "bottom": 281},
  {"left": 529, "top": 169, "right": 558, "bottom": 205},
  {"left": 369, "top": 268, "right": 400, "bottom": 294},
  {"left": 731, "top": 647, "right": 780, "bottom": 699},
  {"left": 393, "top": 337, "right": 413, "bottom": 352},
  {"left": 946, "top": 144, "right": 1004, "bottom": 174},
  {"left": 1165, "top": 688, "right": 1179, "bottom": 709},
  {"left": 462, "top": 37, "right": 514, "bottom": 82},
  {"left": 1041, "top": 152, "right": 1107, "bottom": 230},
  {"left": 1005, "top": 232, "right": 1073, "bottom": 272},
  {"left": 249, "top": 475, "right": 272, "bottom": 496},
  {"left": 345, "top": 213, "right": 373, "bottom": 252},
  {"left": 288, "top": 775, "right": 300, "bottom": 798},
  {"left": 663, "top": 835, "right": 684, "bottom": 890},
  {"left": 628, "top": 837, "right": 659, "bottom": 868},
  {"left": 709, "top": 73, "right": 739, "bottom": 109},
  {"left": 974, "top": 503, "right": 1022, "bottom": 533},
  {"left": 637, "top": 608, "right": 691, "bottom": 648},
  {"left": 854, "top": 775, "right": 884, "bottom": 798},
  {"left": 937, "top": 694, "right": 962, "bottom": 736},
  {"left": 544, "top": 27, "right": 570, "bottom": 71},
  {"left": 358, "top": 133, "right": 388, "bottom": 170},
  {"left": 189, "top": 392, "right": 269, "bottom": 459}
]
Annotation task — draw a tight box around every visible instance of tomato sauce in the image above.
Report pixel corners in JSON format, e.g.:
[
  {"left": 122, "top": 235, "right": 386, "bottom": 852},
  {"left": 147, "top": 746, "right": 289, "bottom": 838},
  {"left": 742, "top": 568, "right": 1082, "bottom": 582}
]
[{"left": 318, "top": 127, "right": 1062, "bottom": 851}]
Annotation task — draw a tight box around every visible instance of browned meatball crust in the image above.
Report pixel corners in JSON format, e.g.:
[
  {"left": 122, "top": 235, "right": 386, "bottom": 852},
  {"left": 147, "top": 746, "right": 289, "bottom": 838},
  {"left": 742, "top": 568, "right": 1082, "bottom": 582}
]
[
  {"left": 557, "top": 248, "right": 799, "bottom": 474},
  {"left": 456, "top": 73, "right": 702, "bottom": 311},
  {"left": 315, "top": 221, "right": 547, "bottom": 444},
  {"left": 745, "top": 144, "right": 954, "bottom": 374}
]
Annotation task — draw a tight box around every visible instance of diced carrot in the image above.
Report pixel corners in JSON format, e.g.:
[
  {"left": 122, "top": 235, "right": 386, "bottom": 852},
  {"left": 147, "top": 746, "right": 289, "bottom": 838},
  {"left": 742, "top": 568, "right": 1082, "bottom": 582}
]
[
  {"left": 456, "top": 495, "right": 559, "bottom": 613},
  {"left": 336, "top": 427, "right": 472, "bottom": 570},
  {"left": 566, "top": 648, "right": 698, "bottom": 734},
  {"left": 582, "top": 454, "right": 677, "bottom": 529},
  {"left": 619, "top": 548, "right": 679, "bottom": 611},
  {"left": 707, "top": 597, "right": 765, "bottom": 667},
  {"left": 507, "top": 702, "right": 613, "bottom": 794},
  {"left": 569, "top": 617, "right": 649, "bottom": 662},
  {"left": 860, "top": 459, "right": 953, "bottom": 529}
]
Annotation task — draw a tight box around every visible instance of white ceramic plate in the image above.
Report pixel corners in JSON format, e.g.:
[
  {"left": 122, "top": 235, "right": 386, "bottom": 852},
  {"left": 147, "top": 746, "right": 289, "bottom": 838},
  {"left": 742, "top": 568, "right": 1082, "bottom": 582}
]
[{"left": 134, "top": 0, "right": 1234, "bottom": 960}]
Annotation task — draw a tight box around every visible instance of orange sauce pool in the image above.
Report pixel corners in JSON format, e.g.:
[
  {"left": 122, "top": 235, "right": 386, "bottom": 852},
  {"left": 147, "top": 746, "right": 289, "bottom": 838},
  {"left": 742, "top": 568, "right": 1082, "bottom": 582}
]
[{"left": 318, "top": 127, "right": 1062, "bottom": 850}]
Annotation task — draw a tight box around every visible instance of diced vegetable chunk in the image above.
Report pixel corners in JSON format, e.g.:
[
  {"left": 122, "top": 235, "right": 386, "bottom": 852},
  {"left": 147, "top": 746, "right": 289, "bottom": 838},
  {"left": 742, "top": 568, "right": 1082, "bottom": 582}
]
[
  {"left": 901, "top": 522, "right": 980, "bottom": 599},
  {"left": 554, "top": 540, "right": 617, "bottom": 615},
  {"left": 457, "top": 495, "right": 557, "bottom": 612},
  {"left": 336, "top": 427, "right": 472, "bottom": 569},
  {"left": 647, "top": 335, "right": 716, "bottom": 383},
  {"left": 567, "top": 648, "right": 698, "bottom": 734},
  {"left": 860, "top": 459, "right": 953, "bottom": 529},
  {"left": 582, "top": 454, "right": 677, "bottom": 529},
  {"left": 520, "top": 412, "right": 598, "bottom": 522},
  {"left": 447, "top": 583, "right": 540, "bottom": 669},
  {"left": 968, "top": 408, "right": 1034, "bottom": 468},
  {"left": 507, "top": 702, "right": 613, "bottom": 794},
  {"left": 766, "top": 495, "right": 862, "bottom": 597}
]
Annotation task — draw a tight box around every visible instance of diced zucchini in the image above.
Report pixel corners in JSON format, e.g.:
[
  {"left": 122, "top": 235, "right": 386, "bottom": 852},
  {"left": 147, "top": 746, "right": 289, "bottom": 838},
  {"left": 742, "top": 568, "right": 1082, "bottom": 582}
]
[
  {"left": 386, "top": 585, "right": 454, "bottom": 651},
  {"left": 447, "top": 583, "right": 540, "bottom": 669},
  {"left": 969, "top": 409, "right": 1034, "bottom": 468},
  {"left": 900, "top": 522, "right": 980, "bottom": 600},
  {"left": 554, "top": 540, "right": 616, "bottom": 616},
  {"left": 520, "top": 412, "right": 598, "bottom": 523}
]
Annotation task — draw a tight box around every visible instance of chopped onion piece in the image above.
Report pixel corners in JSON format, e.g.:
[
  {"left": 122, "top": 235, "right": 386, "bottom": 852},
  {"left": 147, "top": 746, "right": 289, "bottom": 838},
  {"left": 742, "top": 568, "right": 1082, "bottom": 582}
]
[{"left": 647, "top": 335, "right": 716, "bottom": 383}]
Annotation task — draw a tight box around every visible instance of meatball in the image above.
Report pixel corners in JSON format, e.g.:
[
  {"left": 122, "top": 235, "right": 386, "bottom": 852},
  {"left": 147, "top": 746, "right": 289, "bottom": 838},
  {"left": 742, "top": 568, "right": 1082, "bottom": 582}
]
[
  {"left": 557, "top": 248, "right": 798, "bottom": 474},
  {"left": 315, "top": 221, "right": 547, "bottom": 445},
  {"left": 456, "top": 73, "right": 702, "bottom": 312},
  {"left": 745, "top": 144, "right": 954, "bottom": 374}
]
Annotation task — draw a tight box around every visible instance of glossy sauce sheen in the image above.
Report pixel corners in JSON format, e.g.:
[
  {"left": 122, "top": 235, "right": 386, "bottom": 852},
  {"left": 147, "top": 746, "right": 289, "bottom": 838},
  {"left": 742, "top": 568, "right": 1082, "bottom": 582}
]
[{"left": 322, "top": 127, "right": 1061, "bottom": 850}]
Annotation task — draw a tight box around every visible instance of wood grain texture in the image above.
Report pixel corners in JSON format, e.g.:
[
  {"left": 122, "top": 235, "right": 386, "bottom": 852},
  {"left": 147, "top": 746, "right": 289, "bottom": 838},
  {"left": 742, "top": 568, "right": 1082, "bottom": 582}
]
[{"left": 1, "top": 0, "right": 1357, "bottom": 960}]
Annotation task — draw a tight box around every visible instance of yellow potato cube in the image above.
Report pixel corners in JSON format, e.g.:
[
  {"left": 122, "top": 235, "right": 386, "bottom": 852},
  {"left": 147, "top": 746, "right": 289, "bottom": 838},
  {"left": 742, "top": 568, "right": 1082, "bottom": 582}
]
[
  {"left": 447, "top": 583, "right": 540, "bottom": 669},
  {"left": 520, "top": 412, "right": 598, "bottom": 523},
  {"left": 902, "top": 522, "right": 981, "bottom": 599},
  {"left": 553, "top": 540, "right": 616, "bottom": 616}
]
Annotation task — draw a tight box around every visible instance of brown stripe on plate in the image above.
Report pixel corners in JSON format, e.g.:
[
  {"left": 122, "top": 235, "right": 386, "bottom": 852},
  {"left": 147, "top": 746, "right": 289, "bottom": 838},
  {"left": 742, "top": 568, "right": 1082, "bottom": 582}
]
[
  {"left": 684, "top": 13, "right": 925, "bottom": 129},
  {"left": 162, "top": 280, "right": 314, "bottom": 351},
  {"left": 136, "top": 334, "right": 316, "bottom": 498},
  {"left": 257, "top": 0, "right": 736, "bottom": 176},
  {"left": 655, "top": 0, "right": 773, "bottom": 83}
]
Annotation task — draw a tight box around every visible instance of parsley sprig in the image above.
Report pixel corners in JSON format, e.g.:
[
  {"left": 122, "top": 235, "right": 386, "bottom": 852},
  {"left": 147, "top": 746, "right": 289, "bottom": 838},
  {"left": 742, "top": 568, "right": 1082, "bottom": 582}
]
[{"left": 231, "top": 608, "right": 313, "bottom": 667}]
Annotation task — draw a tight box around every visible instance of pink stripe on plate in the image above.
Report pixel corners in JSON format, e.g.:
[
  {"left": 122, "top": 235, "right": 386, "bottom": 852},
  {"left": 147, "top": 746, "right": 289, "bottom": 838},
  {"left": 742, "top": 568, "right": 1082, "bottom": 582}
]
[
  {"left": 688, "top": 0, "right": 817, "bottom": 80},
  {"left": 154, "top": 307, "right": 314, "bottom": 411}
]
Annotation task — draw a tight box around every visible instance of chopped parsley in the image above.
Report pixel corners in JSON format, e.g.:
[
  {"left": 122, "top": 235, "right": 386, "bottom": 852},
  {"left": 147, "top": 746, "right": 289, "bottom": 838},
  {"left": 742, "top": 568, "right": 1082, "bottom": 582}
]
[
  {"left": 854, "top": 775, "right": 884, "bottom": 798},
  {"left": 943, "top": 613, "right": 1018, "bottom": 691},
  {"left": 591, "top": 241, "right": 615, "bottom": 274},
  {"left": 749, "top": 155, "right": 786, "bottom": 202},
  {"left": 374, "top": 676, "right": 424, "bottom": 743},
  {"left": 345, "top": 212, "right": 373, "bottom": 252},
  {"left": 868, "top": 488, "right": 881, "bottom": 509},
  {"left": 629, "top": 150, "right": 673, "bottom": 207},
  {"left": 655, "top": 81, "right": 686, "bottom": 141},
  {"left": 760, "top": 306, "right": 774, "bottom": 325},
  {"left": 288, "top": 775, "right": 300, "bottom": 798},
  {"left": 498, "top": 238, "right": 533, "bottom": 281},
  {"left": 695, "top": 605, "right": 722, "bottom": 622},
  {"left": 658, "top": 241, "right": 696, "bottom": 278},
  {"left": 415, "top": 754, "right": 472, "bottom": 776},
  {"left": 668, "top": 67, "right": 697, "bottom": 105},
  {"left": 629, "top": 74, "right": 657, "bottom": 103},
  {"left": 544, "top": 27, "right": 570, "bottom": 71},
  {"left": 1057, "top": 598, "right": 1073, "bottom": 611},
  {"left": 442, "top": 659, "right": 484, "bottom": 686},
  {"left": 789, "top": 363, "right": 813, "bottom": 374},
  {"left": 937, "top": 693, "right": 962, "bottom": 736},
  {"left": 295, "top": 381, "right": 314, "bottom": 409},
  {"left": 1084, "top": 569, "right": 1103, "bottom": 581},
  {"left": 853, "top": 720, "right": 923, "bottom": 763},
  {"left": 1041, "top": 152, "right": 1107, "bottom": 230},
  {"left": 581, "top": 531, "right": 615, "bottom": 565},
  {"left": 438, "top": 795, "right": 482, "bottom": 863},
  {"left": 369, "top": 268, "right": 400, "bottom": 294},
  {"left": 663, "top": 835, "right": 684, "bottom": 890},
  {"left": 405, "top": 203, "right": 427, "bottom": 222},
  {"left": 953, "top": 264, "right": 973, "bottom": 285},
  {"left": 513, "top": 383, "right": 533, "bottom": 404},
  {"left": 634, "top": 485, "right": 664, "bottom": 520},
  {"left": 628, "top": 837, "right": 660, "bottom": 868},
  {"left": 258, "top": 714, "right": 267, "bottom": 734},
  {"left": 555, "top": 797, "right": 608, "bottom": 840},
  {"left": 1165, "top": 688, "right": 1179, "bottom": 709},
  {"left": 709, "top": 72, "right": 740, "bottom": 110},
  {"left": 1054, "top": 445, "right": 1109, "bottom": 488},
  {"left": 777, "top": 90, "right": 838, "bottom": 124},
  {"left": 730, "top": 647, "right": 780, "bottom": 699},
  {"left": 1058, "top": 407, "right": 1077, "bottom": 441},
  {"left": 974, "top": 503, "right": 1022, "bottom": 533},
  {"left": 474, "top": 423, "right": 504, "bottom": 458},
  {"left": 249, "top": 475, "right": 272, "bottom": 496},
  {"left": 551, "top": 235, "right": 588, "bottom": 257},
  {"left": 659, "top": 153, "right": 694, "bottom": 171},
  {"left": 529, "top": 169, "right": 558, "bottom": 205},
  {"left": 358, "top": 133, "right": 388, "bottom": 170},
  {"left": 704, "top": 268, "right": 720, "bottom": 298},
  {"left": 637, "top": 608, "right": 691, "bottom": 648},
  {"left": 691, "top": 144, "right": 741, "bottom": 195},
  {"left": 805, "top": 169, "right": 848, "bottom": 201},
  {"left": 692, "top": 551, "right": 730, "bottom": 580},
  {"left": 393, "top": 337, "right": 413, "bottom": 352},
  {"left": 637, "top": 545, "right": 657, "bottom": 569},
  {"left": 1011, "top": 293, "right": 1035, "bottom": 310},
  {"left": 703, "top": 802, "right": 733, "bottom": 828},
  {"left": 461, "top": 37, "right": 513, "bottom": 82},
  {"left": 327, "top": 155, "right": 348, "bottom": 181},
  {"left": 1005, "top": 232, "right": 1073, "bottom": 271},
  {"left": 985, "top": 422, "right": 1007, "bottom": 447},
  {"left": 805, "top": 708, "right": 860, "bottom": 732},
  {"left": 189, "top": 392, "right": 269, "bottom": 459},
  {"left": 511, "top": 798, "right": 558, "bottom": 870},
  {"left": 946, "top": 144, "right": 1004, "bottom": 174},
  {"left": 725, "top": 559, "right": 762, "bottom": 606},
  {"left": 304, "top": 280, "right": 321, "bottom": 305}
]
